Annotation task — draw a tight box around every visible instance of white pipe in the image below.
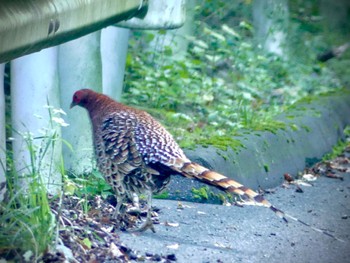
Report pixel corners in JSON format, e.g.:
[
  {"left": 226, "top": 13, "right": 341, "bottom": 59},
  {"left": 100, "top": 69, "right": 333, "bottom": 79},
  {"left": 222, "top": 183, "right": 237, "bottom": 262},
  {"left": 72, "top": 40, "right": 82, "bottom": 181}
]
[
  {"left": 11, "top": 47, "right": 61, "bottom": 194},
  {"left": 101, "top": 26, "right": 130, "bottom": 101},
  {"left": 59, "top": 32, "right": 102, "bottom": 174}
]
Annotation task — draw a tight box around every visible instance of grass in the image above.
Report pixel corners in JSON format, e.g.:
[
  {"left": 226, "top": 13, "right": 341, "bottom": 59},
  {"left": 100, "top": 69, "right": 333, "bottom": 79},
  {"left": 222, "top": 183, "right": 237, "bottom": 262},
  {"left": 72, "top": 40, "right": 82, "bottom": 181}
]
[
  {"left": 0, "top": 105, "right": 67, "bottom": 261},
  {"left": 0, "top": 172, "right": 55, "bottom": 261}
]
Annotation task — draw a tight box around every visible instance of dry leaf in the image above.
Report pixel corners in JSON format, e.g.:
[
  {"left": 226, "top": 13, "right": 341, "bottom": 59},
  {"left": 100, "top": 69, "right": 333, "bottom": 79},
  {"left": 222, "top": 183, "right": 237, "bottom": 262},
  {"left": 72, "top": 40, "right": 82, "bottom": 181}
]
[
  {"left": 108, "top": 242, "right": 123, "bottom": 258},
  {"left": 284, "top": 173, "right": 294, "bottom": 182},
  {"left": 302, "top": 174, "right": 317, "bottom": 181},
  {"left": 164, "top": 221, "right": 179, "bottom": 227},
  {"left": 166, "top": 243, "right": 179, "bottom": 250}
]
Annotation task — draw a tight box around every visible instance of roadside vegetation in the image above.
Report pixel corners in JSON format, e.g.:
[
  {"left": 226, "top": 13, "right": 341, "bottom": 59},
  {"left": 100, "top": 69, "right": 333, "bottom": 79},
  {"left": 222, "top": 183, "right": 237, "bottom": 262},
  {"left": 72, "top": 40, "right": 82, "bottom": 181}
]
[
  {"left": 1, "top": 0, "right": 350, "bottom": 261},
  {"left": 123, "top": 1, "right": 349, "bottom": 148}
]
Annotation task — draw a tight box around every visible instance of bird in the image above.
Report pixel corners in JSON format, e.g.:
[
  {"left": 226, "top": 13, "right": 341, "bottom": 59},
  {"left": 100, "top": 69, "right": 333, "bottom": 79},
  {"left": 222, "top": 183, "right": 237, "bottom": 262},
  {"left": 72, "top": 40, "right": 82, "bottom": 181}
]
[{"left": 70, "top": 89, "right": 342, "bottom": 240}]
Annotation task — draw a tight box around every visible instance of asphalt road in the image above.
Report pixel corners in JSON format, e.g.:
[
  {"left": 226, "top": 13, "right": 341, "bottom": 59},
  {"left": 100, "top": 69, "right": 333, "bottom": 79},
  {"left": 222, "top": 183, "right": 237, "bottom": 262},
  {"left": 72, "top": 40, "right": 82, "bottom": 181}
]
[{"left": 119, "top": 176, "right": 350, "bottom": 263}]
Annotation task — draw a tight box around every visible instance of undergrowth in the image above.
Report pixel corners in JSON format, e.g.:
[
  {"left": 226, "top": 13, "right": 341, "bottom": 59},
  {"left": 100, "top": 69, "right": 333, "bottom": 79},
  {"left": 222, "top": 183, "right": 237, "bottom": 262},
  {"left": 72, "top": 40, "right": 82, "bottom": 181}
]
[
  {"left": 0, "top": 106, "right": 68, "bottom": 261},
  {"left": 123, "top": 1, "right": 344, "bottom": 149}
]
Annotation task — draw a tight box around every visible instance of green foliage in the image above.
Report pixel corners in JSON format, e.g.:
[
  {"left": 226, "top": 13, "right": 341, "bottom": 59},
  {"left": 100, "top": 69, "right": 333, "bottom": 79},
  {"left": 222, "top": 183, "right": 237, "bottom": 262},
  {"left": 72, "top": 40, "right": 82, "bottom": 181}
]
[
  {"left": 153, "top": 191, "right": 170, "bottom": 199},
  {"left": 322, "top": 126, "right": 350, "bottom": 161},
  {"left": 322, "top": 140, "right": 348, "bottom": 161},
  {"left": 191, "top": 186, "right": 210, "bottom": 201},
  {"left": 0, "top": 172, "right": 54, "bottom": 261},
  {"left": 191, "top": 186, "right": 233, "bottom": 204},
  {"left": 123, "top": 1, "right": 343, "bottom": 149},
  {"left": 62, "top": 169, "right": 113, "bottom": 214},
  {"left": 65, "top": 170, "right": 112, "bottom": 199},
  {"left": 197, "top": 135, "right": 244, "bottom": 152}
]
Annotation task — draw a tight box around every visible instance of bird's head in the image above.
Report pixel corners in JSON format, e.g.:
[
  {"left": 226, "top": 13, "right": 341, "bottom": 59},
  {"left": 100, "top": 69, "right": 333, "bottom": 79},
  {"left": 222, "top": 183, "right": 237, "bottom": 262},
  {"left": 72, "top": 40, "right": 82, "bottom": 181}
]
[{"left": 70, "top": 89, "right": 91, "bottom": 109}]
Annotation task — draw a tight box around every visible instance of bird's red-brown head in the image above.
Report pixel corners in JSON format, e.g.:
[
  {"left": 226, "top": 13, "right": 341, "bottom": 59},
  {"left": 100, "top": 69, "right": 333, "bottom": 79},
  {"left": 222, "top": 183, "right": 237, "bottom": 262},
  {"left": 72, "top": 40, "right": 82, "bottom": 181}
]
[{"left": 70, "top": 89, "right": 92, "bottom": 109}]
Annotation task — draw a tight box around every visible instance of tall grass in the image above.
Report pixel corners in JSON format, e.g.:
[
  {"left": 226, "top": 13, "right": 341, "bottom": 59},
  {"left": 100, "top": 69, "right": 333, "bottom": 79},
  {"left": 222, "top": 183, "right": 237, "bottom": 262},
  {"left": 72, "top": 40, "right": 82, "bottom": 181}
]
[{"left": 0, "top": 105, "right": 68, "bottom": 261}]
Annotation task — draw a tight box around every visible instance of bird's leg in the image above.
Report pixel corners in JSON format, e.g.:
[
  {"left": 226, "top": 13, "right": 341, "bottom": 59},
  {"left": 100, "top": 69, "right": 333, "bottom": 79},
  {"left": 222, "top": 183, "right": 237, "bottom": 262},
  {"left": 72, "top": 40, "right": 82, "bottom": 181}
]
[
  {"left": 126, "top": 193, "right": 141, "bottom": 215},
  {"left": 127, "top": 190, "right": 155, "bottom": 233},
  {"left": 112, "top": 194, "right": 126, "bottom": 219}
]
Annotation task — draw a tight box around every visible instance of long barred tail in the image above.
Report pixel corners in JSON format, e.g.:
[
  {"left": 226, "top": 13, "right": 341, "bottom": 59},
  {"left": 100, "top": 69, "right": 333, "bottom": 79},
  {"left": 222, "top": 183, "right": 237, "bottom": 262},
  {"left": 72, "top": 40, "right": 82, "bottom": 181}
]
[{"left": 173, "top": 161, "right": 344, "bottom": 242}]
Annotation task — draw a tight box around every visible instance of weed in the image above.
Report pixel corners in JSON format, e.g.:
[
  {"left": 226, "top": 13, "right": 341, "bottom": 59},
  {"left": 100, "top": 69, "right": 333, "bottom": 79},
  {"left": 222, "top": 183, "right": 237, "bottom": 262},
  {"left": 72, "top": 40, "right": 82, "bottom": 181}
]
[{"left": 0, "top": 105, "right": 68, "bottom": 261}]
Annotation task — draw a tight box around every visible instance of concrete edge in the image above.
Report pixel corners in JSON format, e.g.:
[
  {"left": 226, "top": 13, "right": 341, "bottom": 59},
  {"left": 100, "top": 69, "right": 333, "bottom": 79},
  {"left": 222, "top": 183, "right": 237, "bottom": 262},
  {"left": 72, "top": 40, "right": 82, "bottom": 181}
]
[{"left": 166, "top": 89, "right": 350, "bottom": 203}]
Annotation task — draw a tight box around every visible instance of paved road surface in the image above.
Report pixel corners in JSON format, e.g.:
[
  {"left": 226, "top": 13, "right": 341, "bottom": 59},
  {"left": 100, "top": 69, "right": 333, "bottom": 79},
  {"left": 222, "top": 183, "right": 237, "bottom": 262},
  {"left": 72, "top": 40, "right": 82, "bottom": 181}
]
[{"left": 119, "top": 176, "right": 350, "bottom": 263}]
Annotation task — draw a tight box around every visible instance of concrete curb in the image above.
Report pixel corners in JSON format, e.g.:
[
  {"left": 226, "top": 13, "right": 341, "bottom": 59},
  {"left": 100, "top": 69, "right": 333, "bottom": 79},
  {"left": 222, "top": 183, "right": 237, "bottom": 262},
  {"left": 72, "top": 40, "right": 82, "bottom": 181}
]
[{"left": 166, "top": 90, "right": 350, "bottom": 202}]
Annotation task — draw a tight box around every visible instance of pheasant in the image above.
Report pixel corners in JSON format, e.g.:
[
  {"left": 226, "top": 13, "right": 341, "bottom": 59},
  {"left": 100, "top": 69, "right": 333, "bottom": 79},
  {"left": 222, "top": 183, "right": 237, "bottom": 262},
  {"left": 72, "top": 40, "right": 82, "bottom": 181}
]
[{"left": 70, "top": 89, "right": 342, "bottom": 240}]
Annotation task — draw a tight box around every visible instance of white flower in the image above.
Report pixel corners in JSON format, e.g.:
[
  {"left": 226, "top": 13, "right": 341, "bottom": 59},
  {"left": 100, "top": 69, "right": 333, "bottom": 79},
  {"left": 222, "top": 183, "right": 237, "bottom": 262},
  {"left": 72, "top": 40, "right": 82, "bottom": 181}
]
[
  {"left": 52, "top": 117, "right": 69, "bottom": 127},
  {"left": 53, "top": 108, "right": 67, "bottom": 116}
]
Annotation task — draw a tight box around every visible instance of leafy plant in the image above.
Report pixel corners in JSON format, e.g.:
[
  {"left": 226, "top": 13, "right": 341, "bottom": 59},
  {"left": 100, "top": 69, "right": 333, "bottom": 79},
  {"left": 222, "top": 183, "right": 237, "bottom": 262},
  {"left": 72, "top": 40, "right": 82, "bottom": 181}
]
[{"left": 123, "top": 2, "right": 343, "bottom": 150}]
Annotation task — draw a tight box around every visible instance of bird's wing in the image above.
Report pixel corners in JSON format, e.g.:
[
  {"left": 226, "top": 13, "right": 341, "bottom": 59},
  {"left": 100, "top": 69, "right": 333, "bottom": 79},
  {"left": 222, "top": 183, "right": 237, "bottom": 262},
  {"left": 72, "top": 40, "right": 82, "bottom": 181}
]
[{"left": 96, "top": 114, "right": 144, "bottom": 176}]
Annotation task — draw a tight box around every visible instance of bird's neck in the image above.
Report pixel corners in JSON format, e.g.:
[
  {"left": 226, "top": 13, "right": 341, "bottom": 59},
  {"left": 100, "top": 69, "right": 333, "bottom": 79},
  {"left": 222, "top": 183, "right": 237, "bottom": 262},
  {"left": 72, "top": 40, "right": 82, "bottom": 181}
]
[{"left": 85, "top": 93, "right": 124, "bottom": 125}]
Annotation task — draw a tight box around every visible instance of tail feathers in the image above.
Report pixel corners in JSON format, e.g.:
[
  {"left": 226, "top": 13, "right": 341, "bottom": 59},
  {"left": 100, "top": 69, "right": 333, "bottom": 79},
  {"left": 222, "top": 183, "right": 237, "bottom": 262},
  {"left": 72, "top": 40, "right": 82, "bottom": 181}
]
[
  {"left": 280, "top": 208, "right": 345, "bottom": 242},
  {"left": 175, "top": 161, "right": 271, "bottom": 207},
  {"left": 173, "top": 160, "right": 344, "bottom": 242}
]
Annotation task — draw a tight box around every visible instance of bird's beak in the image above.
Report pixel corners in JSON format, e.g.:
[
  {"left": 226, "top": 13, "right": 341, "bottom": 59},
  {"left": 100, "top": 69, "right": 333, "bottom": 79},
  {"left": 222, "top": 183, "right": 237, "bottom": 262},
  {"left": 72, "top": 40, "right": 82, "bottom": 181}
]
[{"left": 70, "top": 102, "right": 76, "bottom": 109}]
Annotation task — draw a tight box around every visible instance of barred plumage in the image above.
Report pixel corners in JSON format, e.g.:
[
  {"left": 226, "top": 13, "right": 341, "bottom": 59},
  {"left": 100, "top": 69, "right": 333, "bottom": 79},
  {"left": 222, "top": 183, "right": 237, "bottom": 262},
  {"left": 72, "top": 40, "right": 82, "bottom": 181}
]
[{"left": 70, "top": 89, "right": 342, "bottom": 240}]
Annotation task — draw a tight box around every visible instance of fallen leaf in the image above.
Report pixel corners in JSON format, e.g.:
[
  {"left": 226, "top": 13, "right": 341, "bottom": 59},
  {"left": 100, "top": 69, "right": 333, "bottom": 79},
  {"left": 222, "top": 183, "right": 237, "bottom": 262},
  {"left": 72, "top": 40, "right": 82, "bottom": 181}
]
[
  {"left": 82, "top": 237, "right": 92, "bottom": 249},
  {"left": 166, "top": 243, "right": 179, "bottom": 250},
  {"left": 108, "top": 242, "right": 123, "bottom": 258},
  {"left": 294, "top": 180, "right": 313, "bottom": 187},
  {"left": 164, "top": 221, "right": 179, "bottom": 227},
  {"left": 326, "top": 173, "right": 344, "bottom": 180},
  {"left": 302, "top": 174, "right": 317, "bottom": 181},
  {"left": 284, "top": 173, "right": 294, "bottom": 182},
  {"left": 214, "top": 242, "right": 231, "bottom": 249}
]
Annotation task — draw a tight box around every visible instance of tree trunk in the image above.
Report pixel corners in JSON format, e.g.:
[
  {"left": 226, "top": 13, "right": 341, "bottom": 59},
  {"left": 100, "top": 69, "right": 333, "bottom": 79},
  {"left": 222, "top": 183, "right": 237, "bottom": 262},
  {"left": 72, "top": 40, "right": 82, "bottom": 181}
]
[
  {"left": 59, "top": 32, "right": 102, "bottom": 174},
  {"left": 145, "top": 0, "right": 195, "bottom": 60},
  {"left": 252, "top": 0, "right": 289, "bottom": 57},
  {"left": 0, "top": 63, "right": 6, "bottom": 202},
  {"left": 101, "top": 27, "right": 130, "bottom": 101},
  {"left": 11, "top": 47, "right": 61, "bottom": 194}
]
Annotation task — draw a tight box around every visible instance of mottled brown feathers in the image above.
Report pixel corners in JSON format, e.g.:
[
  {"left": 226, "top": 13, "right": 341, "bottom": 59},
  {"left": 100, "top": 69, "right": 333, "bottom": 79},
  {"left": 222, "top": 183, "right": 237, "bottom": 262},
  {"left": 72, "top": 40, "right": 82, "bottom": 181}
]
[
  {"left": 70, "top": 89, "right": 342, "bottom": 240},
  {"left": 70, "top": 89, "right": 276, "bottom": 210}
]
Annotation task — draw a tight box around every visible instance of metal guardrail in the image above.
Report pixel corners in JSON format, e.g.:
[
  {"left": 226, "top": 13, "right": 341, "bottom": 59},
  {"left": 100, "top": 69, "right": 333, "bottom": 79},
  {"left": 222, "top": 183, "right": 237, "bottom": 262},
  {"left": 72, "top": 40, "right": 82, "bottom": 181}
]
[{"left": 0, "top": 0, "right": 147, "bottom": 63}]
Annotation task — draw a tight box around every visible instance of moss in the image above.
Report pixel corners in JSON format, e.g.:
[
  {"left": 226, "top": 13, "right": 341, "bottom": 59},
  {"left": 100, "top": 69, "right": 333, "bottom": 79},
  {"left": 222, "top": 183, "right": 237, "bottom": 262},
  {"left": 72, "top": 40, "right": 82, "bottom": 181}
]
[
  {"left": 139, "top": 88, "right": 350, "bottom": 152},
  {"left": 251, "top": 120, "right": 287, "bottom": 134},
  {"left": 262, "top": 140, "right": 270, "bottom": 150},
  {"left": 217, "top": 151, "right": 229, "bottom": 161},
  {"left": 290, "top": 124, "right": 299, "bottom": 131},
  {"left": 153, "top": 191, "right": 169, "bottom": 199},
  {"left": 191, "top": 186, "right": 235, "bottom": 204},
  {"left": 322, "top": 139, "right": 349, "bottom": 161},
  {"left": 191, "top": 186, "right": 209, "bottom": 201},
  {"left": 263, "top": 164, "right": 270, "bottom": 173},
  {"left": 197, "top": 135, "right": 244, "bottom": 152},
  {"left": 288, "top": 89, "right": 350, "bottom": 115},
  {"left": 301, "top": 125, "right": 312, "bottom": 132},
  {"left": 286, "top": 115, "right": 296, "bottom": 120}
]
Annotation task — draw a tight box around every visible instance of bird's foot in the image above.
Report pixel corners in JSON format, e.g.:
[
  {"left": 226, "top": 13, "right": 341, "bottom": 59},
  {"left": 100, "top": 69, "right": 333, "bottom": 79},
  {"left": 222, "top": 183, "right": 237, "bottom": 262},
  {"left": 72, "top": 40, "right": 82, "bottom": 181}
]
[
  {"left": 126, "top": 217, "right": 156, "bottom": 233},
  {"left": 126, "top": 206, "right": 141, "bottom": 216}
]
